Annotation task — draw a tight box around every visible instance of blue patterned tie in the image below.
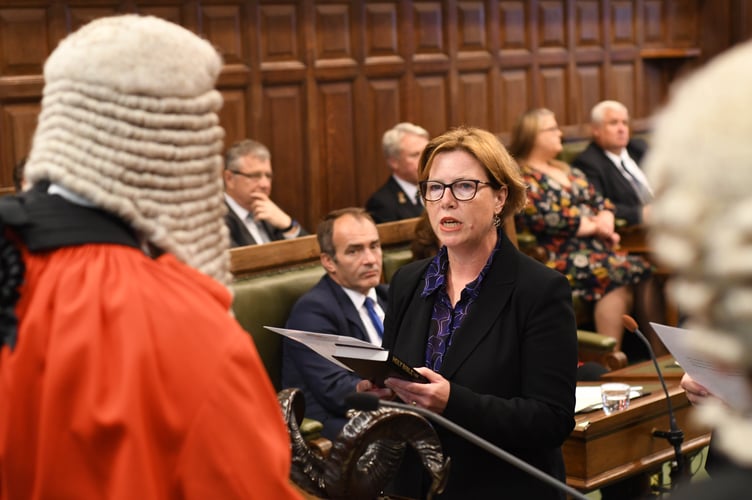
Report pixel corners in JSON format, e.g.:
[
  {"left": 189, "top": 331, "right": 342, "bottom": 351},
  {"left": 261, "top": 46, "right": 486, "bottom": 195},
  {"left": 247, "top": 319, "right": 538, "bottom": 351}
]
[{"left": 364, "top": 297, "right": 383, "bottom": 339}]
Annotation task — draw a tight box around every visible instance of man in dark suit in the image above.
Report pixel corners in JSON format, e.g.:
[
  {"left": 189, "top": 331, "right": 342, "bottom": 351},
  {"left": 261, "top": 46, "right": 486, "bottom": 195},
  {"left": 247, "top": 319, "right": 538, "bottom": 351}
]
[
  {"left": 572, "top": 100, "right": 652, "bottom": 226},
  {"left": 365, "top": 122, "right": 429, "bottom": 223},
  {"left": 282, "top": 207, "right": 389, "bottom": 439},
  {"left": 223, "top": 139, "right": 307, "bottom": 247}
]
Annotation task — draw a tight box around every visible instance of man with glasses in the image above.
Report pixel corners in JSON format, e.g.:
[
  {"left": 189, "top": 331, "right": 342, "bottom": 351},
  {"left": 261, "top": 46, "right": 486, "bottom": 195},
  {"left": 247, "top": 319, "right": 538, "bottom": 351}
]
[
  {"left": 223, "top": 139, "right": 308, "bottom": 247},
  {"left": 366, "top": 122, "right": 430, "bottom": 223}
]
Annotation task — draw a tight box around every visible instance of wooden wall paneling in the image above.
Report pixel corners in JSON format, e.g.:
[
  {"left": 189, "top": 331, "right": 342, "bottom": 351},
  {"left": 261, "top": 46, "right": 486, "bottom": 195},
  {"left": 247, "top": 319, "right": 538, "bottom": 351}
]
[
  {"left": 358, "top": 3, "right": 403, "bottom": 208},
  {"left": 497, "top": 1, "right": 533, "bottom": 141},
  {"left": 134, "top": 4, "right": 184, "bottom": 25},
  {"left": 666, "top": 0, "right": 698, "bottom": 48},
  {"left": 496, "top": 68, "right": 530, "bottom": 144},
  {"left": 0, "top": 102, "right": 39, "bottom": 194},
  {"left": 318, "top": 81, "right": 358, "bottom": 218},
  {"left": 260, "top": 84, "right": 309, "bottom": 226},
  {"left": 0, "top": 6, "right": 51, "bottom": 191},
  {"left": 536, "top": 1, "right": 570, "bottom": 131},
  {"left": 411, "top": 2, "right": 450, "bottom": 135},
  {"left": 311, "top": 2, "right": 360, "bottom": 222},
  {"left": 642, "top": 0, "right": 666, "bottom": 48},
  {"left": 253, "top": 2, "right": 315, "bottom": 226},
  {"left": 571, "top": 0, "right": 605, "bottom": 132},
  {"left": 68, "top": 5, "right": 120, "bottom": 30},
  {"left": 456, "top": 1, "right": 495, "bottom": 130},
  {"left": 733, "top": 0, "right": 752, "bottom": 42},
  {"left": 0, "top": 0, "right": 742, "bottom": 228}
]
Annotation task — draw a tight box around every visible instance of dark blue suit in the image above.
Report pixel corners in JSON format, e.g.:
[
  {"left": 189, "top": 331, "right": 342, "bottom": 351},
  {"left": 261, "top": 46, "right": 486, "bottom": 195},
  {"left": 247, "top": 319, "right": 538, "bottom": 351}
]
[
  {"left": 365, "top": 176, "right": 424, "bottom": 223},
  {"left": 571, "top": 138, "right": 648, "bottom": 225},
  {"left": 282, "top": 274, "right": 388, "bottom": 439}
]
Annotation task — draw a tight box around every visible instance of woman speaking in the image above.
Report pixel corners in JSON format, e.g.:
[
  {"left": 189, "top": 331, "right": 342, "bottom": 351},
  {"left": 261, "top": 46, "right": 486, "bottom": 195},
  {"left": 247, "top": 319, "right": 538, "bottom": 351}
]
[{"left": 373, "top": 127, "right": 578, "bottom": 499}]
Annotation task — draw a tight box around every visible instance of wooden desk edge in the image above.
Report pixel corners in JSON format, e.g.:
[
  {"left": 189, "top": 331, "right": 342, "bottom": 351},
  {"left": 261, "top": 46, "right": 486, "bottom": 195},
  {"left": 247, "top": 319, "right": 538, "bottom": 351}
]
[{"left": 566, "top": 433, "right": 711, "bottom": 492}]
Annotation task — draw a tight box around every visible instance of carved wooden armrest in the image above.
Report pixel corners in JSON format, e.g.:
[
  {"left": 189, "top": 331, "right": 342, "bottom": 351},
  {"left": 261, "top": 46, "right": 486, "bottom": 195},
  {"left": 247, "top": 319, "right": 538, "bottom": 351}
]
[
  {"left": 278, "top": 388, "right": 450, "bottom": 499},
  {"left": 577, "top": 329, "right": 628, "bottom": 371}
]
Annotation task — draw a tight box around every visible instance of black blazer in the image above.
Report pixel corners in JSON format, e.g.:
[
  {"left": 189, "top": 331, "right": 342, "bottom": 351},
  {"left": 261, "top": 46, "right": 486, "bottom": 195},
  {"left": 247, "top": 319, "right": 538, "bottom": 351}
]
[
  {"left": 224, "top": 202, "right": 308, "bottom": 247},
  {"left": 365, "top": 176, "right": 424, "bottom": 223},
  {"left": 571, "top": 138, "right": 648, "bottom": 225},
  {"left": 282, "top": 274, "right": 389, "bottom": 439},
  {"left": 382, "top": 232, "right": 578, "bottom": 499}
]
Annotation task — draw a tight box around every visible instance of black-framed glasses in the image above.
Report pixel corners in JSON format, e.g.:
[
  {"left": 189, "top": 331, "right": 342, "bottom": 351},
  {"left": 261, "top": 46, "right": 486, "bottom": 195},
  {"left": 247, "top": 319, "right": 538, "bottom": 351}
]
[
  {"left": 229, "top": 170, "right": 272, "bottom": 181},
  {"left": 419, "top": 179, "right": 493, "bottom": 201}
]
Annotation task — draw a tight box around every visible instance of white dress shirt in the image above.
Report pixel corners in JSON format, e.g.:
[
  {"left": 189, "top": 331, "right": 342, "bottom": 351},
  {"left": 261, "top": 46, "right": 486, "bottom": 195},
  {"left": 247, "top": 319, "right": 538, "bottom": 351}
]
[{"left": 342, "top": 286, "right": 384, "bottom": 346}]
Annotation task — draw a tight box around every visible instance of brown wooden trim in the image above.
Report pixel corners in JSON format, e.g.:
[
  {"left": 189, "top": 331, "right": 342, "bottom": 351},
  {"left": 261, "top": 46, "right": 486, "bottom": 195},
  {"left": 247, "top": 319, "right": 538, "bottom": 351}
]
[
  {"left": 230, "top": 217, "right": 420, "bottom": 278},
  {"left": 640, "top": 48, "right": 701, "bottom": 59}
]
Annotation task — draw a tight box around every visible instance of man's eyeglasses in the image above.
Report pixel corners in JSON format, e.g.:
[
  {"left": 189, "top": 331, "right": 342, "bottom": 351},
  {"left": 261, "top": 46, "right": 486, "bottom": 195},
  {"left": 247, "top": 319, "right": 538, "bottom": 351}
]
[
  {"left": 419, "top": 179, "right": 493, "bottom": 202},
  {"left": 229, "top": 170, "right": 272, "bottom": 181}
]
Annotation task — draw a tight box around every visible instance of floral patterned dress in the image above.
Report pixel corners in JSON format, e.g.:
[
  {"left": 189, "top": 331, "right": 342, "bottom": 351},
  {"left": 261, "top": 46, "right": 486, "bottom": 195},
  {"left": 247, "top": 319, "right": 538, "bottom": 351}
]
[{"left": 515, "top": 165, "right": 651, "bottom": 302}]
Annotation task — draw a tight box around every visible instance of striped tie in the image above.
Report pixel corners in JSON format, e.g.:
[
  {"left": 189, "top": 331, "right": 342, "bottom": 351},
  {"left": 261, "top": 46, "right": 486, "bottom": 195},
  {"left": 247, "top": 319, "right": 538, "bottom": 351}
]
[{"left": 364, "top": 297, "right": 384, "bottom": 338}]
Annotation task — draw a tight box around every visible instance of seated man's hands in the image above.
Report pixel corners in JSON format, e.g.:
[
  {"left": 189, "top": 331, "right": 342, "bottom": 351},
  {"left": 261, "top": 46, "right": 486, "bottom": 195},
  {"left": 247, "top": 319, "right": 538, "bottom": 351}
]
[{"left": 249, "top": 192, "right": 293, "bottom": 230}]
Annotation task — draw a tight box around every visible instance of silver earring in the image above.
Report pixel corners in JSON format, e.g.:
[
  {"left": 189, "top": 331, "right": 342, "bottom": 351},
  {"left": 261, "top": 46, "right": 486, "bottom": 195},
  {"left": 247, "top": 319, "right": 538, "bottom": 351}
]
[{"left": 493, "top": 213, "right": 501, "bottom": 228}]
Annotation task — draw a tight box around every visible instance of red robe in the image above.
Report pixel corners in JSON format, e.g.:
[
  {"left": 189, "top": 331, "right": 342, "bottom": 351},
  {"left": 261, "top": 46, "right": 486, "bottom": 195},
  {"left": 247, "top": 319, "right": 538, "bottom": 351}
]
[{"left": 0, "top": 243, "right": 300, "bottom": 499}]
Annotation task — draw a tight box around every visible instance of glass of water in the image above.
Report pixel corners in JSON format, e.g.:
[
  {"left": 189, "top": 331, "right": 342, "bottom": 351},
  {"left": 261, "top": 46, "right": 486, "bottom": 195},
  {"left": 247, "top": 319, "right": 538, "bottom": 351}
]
[{"left": 600, "top": 383, "right": 631, "bottom": 415}]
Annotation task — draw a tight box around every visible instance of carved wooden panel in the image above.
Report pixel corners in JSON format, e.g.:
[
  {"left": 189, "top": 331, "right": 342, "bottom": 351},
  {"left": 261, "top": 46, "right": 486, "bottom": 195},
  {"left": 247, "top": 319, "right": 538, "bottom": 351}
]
[
  {"left": 498, "top": 68, "right": 531, "bottom": 134},
  {"left": 643, "top": 0, "right": 665, "bottom": 46},
  {"left": 414, "top": 75, "right": 449, "bottom": 137},
  {"left": 218, "top": 89, "right": 248, "bottom": 148},
  {"left": 575, "top": 1, "right": 602, "bottom": 47},
  {"left": 262, "top": 84, "right": 310, "bottom": 226},
  {"left": 363, "top": 78, "right": 402, "bottom": 190},
  {"left": 458, "top": 72, "right": 492, "bottom": 130},
  {"left": 318, "top": 82, "right": 357, "bottom": 213},
  {"left": 202, "top": 5, "right": 244, "bottom": 64},
  {"left": 0, "top": 102, "right": 39, "bottom": 194},
  {"left": 414, "top": 3, "right": 445, "bottom": 56},
  {"left": 0, "top": 8, "right": 49, "bottom": 77},
  {"left": 575, "top": 64, "right": 604, "bottom": 123},
  {"left": 611, "top": 1, "right": 636, "bottom": 46},
  {"left": 364, "top": 3, "right": 400, "bottom": 62},
  {"left": 539, "top": 66, "right": 568, "bottom": 124},
  {"left": 667, "top": 0, "right": 698, "bottom": 47},
  {"left": 538, "top": 1, "right": 566, "bottom": 49}
]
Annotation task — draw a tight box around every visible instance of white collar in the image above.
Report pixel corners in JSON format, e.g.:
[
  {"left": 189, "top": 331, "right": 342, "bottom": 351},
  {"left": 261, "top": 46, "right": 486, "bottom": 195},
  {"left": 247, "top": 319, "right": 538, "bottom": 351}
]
[{"left": 224, "top": 192, "right": 249, "bottom": 220}]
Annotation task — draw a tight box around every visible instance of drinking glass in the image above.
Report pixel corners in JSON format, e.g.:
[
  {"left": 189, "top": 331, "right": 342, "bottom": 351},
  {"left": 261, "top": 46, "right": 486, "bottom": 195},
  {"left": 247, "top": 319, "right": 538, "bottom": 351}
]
[{"left": 600, "top": 383, "right": 631, "bottom": 415}]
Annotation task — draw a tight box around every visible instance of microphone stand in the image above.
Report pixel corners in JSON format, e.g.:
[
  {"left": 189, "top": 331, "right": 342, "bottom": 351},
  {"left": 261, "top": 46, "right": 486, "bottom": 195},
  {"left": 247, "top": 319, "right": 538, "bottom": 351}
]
[
  {"left": 623, "top": 315, "right": 685, "bottom": 490},
  {"left": 346, "top": 393, "right": 589, "bottom": 500}
]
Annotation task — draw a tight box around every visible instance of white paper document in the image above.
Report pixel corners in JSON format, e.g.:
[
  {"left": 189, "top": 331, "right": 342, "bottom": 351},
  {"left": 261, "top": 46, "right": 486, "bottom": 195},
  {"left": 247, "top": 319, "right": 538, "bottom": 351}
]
[
  {"left": 650, "top": 322, "right": 752, "bottom": 411},
  {"left": 264, "top": 326, "right": 383, "bottom": 371},
  {"left": 264, "top": 326, "right": 428, "bottom": 386}
]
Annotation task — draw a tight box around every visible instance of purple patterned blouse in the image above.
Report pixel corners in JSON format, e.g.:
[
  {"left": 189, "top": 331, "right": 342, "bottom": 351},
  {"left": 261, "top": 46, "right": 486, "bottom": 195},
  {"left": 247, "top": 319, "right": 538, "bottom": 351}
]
[{"left": 422, "top": 231, "right": 501, "bottom": 371}]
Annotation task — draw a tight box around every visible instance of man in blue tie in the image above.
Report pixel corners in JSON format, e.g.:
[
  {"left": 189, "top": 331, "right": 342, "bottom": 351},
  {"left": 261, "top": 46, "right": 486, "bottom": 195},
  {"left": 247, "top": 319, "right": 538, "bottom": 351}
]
[{"left": 282, "top": 207, "right": 389, "bottom": 439}]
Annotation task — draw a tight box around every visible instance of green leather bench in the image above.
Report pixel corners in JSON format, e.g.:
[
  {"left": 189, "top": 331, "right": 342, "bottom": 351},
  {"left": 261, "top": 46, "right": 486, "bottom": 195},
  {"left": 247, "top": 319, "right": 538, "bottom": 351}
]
[{"left": 231, "top": 263, "right": 326, "bottom": 391}]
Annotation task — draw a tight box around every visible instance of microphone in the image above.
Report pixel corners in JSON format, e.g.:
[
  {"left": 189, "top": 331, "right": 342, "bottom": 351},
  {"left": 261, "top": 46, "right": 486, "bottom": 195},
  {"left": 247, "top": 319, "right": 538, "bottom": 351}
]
[
  {"left": 622, "top": 314, "right": 685, "bottom": 486},
  {"left": 345, "top": 392, "right": 589, "bottom": 500}
]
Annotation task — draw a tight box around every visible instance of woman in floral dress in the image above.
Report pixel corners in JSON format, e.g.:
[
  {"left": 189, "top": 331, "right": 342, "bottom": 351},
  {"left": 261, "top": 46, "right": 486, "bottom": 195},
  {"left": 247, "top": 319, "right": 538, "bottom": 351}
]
[{"left": 509, "top": 108, "right": 661, "bottom": 351}]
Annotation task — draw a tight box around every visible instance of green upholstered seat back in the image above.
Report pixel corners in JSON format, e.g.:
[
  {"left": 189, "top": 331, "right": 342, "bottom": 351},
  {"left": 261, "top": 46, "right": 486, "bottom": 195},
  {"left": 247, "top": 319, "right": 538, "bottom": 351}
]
[
  {"left": 231, "top": 264, "right": 326, "bottom": 391},
  {"left": 382, "top": 245, "right": 413, "bottom": 283}
]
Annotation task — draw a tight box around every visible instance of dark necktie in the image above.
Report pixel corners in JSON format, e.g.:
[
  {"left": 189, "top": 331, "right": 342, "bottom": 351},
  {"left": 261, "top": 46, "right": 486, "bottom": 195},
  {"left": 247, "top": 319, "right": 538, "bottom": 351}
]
[
  {"left": 364, "top": 297, "right": 383, "bottom": 339},
  {"left": 414, "top": 190, "right": 423, "bottom": 207},
  {"left": 619, "top": 160, "right": 652, "bottom": 204}
]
